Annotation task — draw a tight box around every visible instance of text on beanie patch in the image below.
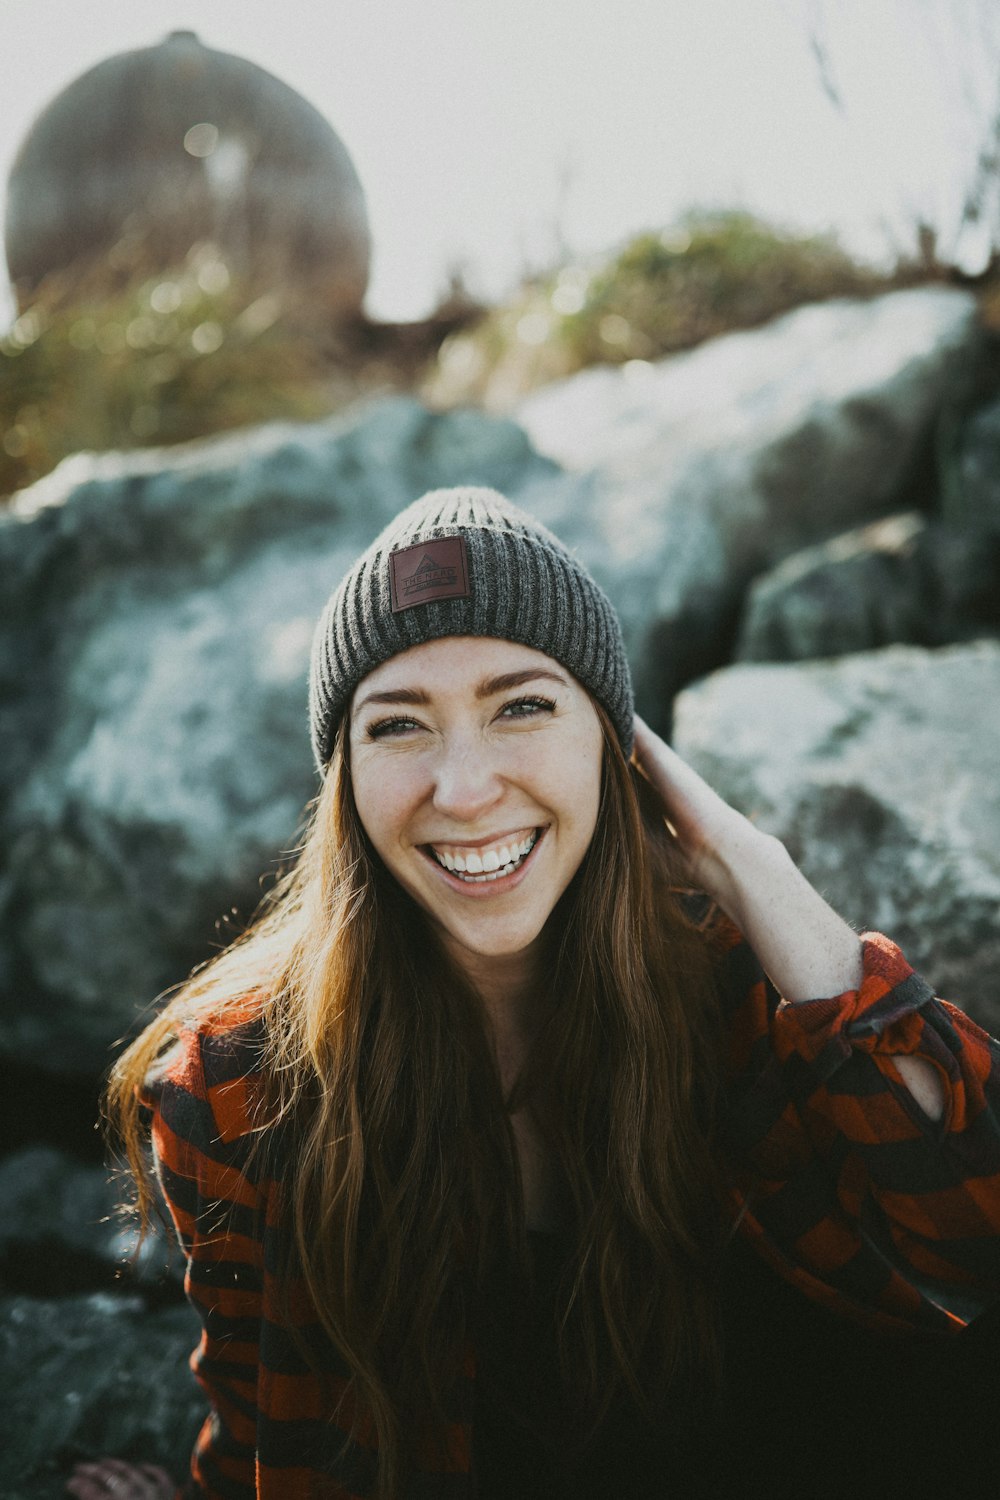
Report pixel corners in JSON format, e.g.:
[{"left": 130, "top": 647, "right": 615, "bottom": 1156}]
[{"left": 389, "top": 537, "right": 471, "bottom": 613}]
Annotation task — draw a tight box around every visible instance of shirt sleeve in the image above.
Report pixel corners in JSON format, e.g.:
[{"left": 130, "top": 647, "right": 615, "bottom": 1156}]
[
  {"left": 715, "top": 913, "right": 1000, "bottom": 1329},
  {"left": 146, "top": 1024, "right": 265, "bottom": 1499}
]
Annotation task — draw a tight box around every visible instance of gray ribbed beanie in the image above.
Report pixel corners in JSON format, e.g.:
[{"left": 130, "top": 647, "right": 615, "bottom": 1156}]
[{"left": 309, "top": 486, "right": 633, "bottom": 767}]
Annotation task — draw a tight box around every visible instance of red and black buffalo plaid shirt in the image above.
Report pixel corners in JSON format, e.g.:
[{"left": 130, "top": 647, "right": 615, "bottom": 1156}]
[{"left": 147, "top": 920, "right": 1000, "bottom": 1498}]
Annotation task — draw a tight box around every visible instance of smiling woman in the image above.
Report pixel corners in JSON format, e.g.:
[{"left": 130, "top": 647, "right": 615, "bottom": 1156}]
[
  {"left": 89, "top": 488, "right": 1000, "bottom": 1500},
  {"left": 349, "top": 638, "right": 603, "bottom": 1014}
]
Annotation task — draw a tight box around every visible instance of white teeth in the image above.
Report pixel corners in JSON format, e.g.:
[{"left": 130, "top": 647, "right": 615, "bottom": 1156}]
[{"left": 430, "top": 830, "right": 540, "bottom": 882}]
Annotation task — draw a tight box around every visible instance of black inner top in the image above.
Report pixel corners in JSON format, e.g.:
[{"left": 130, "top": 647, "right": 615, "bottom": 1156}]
[{"left": 471, "top": 1228, "right": 994, "bottom": 1500}]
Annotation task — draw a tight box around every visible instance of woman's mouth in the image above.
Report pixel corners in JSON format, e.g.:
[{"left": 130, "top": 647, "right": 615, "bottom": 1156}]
[{"left": 422, "top": 829, "right": 542, "bottom": 884}]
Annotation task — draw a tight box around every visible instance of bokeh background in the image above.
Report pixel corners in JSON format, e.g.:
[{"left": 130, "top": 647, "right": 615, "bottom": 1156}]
[{"left": 2, "top": 2, "right": 999, "bottom": 1493}]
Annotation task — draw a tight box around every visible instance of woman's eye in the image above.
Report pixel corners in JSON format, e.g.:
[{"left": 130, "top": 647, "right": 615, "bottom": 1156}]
[
  {"left": 499, "top": 696, "right": 556, "bottom": 720},
  {"left": 367, "top": 715, "right": 421, "bottom": 740}
]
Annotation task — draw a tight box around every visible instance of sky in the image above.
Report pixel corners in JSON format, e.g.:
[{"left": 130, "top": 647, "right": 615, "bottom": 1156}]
[{"left": 1, "top": 0, "right": 998, "bottom": 323}]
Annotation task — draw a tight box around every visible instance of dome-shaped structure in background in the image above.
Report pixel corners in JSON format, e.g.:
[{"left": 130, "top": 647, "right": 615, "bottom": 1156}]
[{"left": 4, "top": 30, "right": 371, "bottom": 316}]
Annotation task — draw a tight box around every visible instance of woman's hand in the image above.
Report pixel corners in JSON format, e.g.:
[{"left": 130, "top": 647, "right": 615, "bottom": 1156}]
[
  {"left": 632, "top": 713, "right": 761, "bottom": 910},
  {"left": 632, "top": 714, "right": 864, "bottom": 1002},
  {"left": 65, "top": 1458, "right": 175, "bottom": 1499}
]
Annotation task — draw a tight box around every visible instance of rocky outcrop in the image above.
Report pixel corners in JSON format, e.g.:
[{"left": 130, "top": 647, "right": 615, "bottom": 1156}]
[
  {"left": 735, "top": 512, "right": 1000, "bottom": 662},
  {"left": 2, "top": 292, "right": 995, "bottom": 1079},
  {"left": 1, "top": 1293, "right": 202, "bottom": 1500},
  {"left": 941, "top": 391, "right": 1000, "bottom": 534},
  {"left": 0, "top": 1147, "right": 180, "bottom": 1294},
  {"left": 0, "top": 398, "right": 553, "bottom": 1075},
  {"left": 2, "top": 284, "right": 999, "bottom": 1496},
  {"left": 0, "top": 1150, "right": 189, "bottom": 1497},
  {"left": 518, "top": 288, "right": 986, "bottom": 712},
  {"left": 673, "top": 640, "right": 1000, "bottom": 1032}
]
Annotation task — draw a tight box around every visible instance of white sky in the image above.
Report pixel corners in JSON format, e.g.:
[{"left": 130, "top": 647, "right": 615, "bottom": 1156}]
[{"left": 1, "top": 0, "right": 998, "bottom": 322}]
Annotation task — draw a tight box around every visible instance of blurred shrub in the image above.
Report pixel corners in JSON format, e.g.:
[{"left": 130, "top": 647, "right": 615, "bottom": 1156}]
[
  {"left": 425, "top": 210, "right": 921, "bottom": 410},
  {"left": 1, "top": 214, "right": 935, "bottom": 498},
  {"left": 0, "top": 245, "right": 342, "bottom": 501}
]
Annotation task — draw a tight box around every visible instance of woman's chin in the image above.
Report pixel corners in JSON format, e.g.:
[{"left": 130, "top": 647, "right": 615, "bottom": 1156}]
[{"left": 434, "top": 920, "right": 548, "bottom": 985}]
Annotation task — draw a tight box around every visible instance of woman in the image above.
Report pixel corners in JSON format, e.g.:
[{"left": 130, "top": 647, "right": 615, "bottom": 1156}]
[{"left": 72, "top": 487, "right": 1000, "bottom": 1500}]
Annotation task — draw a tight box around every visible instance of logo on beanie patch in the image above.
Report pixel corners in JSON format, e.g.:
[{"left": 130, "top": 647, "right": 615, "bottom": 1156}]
[{"left": 389, "top": 537, "right": 471, "bottom": 612}]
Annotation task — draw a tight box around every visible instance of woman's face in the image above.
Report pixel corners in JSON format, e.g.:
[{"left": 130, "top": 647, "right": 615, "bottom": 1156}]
[{"left": 348, "top": 636, "right": 604, "bottom": 990}]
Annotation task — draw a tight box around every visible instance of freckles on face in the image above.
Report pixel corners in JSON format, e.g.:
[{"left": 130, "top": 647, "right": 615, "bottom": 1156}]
[{"left": 347, "top": 637, "right": 604, "bottom": 979}]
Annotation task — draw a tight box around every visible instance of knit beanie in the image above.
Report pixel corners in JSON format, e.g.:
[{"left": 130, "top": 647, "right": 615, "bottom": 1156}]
[{"left": 309, "top": 486, "right": 633, "bottom": 767}]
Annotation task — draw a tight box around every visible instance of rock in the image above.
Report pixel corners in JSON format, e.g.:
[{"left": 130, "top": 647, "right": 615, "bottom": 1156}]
[
  {"left": 941, "top": 390, "right": 1000, "bottom": 535},
  {"left": 736, "top": 512, "right": 928, "bottom": 661},
  {"left": 0, "top": 1292, "right": 203, "bottom": 1499},
  {"left": 2, "top": 294, "right": 992, "bottom": 1077},
  {"left": 673, "top": 641, "right": 1000, "bottom": 1033},
  {"left": 0, "top": 397, "right": 553, "bottom": 1075},
  {"left": 519, "top": 288, "right": 987, "bottom": 717},
  {"left": 734, "top": 512, "right": 1000, "bottom": 662},
  {"left": 0, "top": 1147, "right": 181, "bottom": 1294}
]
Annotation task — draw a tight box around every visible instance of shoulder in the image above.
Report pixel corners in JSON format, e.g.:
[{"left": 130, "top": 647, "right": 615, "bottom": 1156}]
[
  {"left": 142, "top": 995, "right": 270, "bottom": 1150},
  {"left": 144, "top": 998, "right": 279, "bottom": 1244}
]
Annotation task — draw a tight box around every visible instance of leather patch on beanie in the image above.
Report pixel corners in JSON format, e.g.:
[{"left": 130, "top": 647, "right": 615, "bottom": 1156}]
[{"left": 389, "top": 537, "right": 471, "bottom": 612}]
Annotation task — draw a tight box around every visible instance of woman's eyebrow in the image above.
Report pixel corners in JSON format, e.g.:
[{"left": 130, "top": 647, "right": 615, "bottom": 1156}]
[
  {"left": 475, "top": 669, "right": 568, "bottom": 698},
  {"left": 353, "top": 686, "right": 430, "bottom": 713}
]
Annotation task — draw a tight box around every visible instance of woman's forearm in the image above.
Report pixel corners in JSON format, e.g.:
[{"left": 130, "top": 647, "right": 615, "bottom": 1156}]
[
  {"left": 703, "top": 822, "right": 863, "bottom": 1002},
  {"left": 631, "top": 718, "right": 947, "bottom": 1121}
]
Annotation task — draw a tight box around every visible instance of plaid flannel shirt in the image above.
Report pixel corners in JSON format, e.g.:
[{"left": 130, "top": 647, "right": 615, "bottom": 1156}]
[{"left": 148, "top": 922, "right": 1000, "bottom": 1499}]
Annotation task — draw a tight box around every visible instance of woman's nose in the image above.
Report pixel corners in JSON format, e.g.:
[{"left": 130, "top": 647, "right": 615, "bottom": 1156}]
[{"left": 430, "top": 737, "right": 503, "bottom": 822}]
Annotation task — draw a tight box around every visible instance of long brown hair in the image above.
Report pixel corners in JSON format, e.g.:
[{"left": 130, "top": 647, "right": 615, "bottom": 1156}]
[{"left": 107, "top": 703, "right": 726, "bottom": 1498}]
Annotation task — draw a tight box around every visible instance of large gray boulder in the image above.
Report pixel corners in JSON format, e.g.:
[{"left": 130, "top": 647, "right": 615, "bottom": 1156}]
[
  {"left": 0, "top": 1293, "right": 202, "bottom": 1499},
  {"left": 0, "top": 398, "right": 553, "bottom": 1075},
  {"left": 673, "top": 640, "right": 1000, "bottom": 1032},
  {"left": 519, "top": 288, "right": 987, "bottom": 717},
  {"left": 735, "top": 512, "right": 1000, "bottom": 663}
]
